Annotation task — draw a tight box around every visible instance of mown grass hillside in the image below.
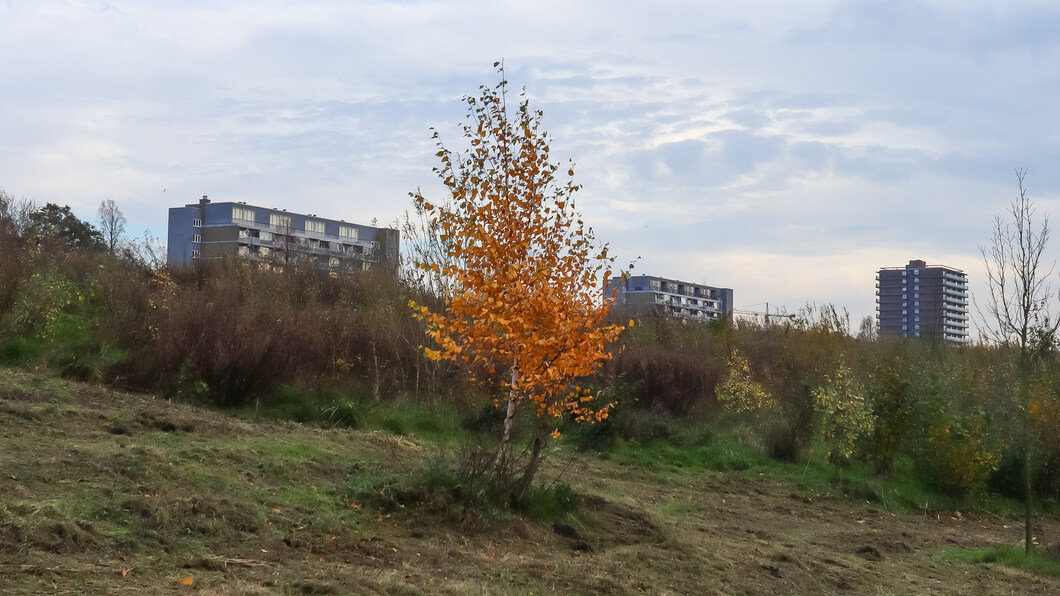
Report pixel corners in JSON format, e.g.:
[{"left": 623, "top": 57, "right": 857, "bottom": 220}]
[{"left": 2, "top": 367, "right": 1058, "bottom": 595}]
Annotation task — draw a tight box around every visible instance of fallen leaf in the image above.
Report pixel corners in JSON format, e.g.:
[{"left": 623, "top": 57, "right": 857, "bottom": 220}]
[
  {"left": 178, "top": 576, "right": 194, "bottom": 586},
  {"left": 319, "top": 557, "right": 325, "bottom": 562},
  {"left": 121, "top": 568, "right": 128, "bottom": 578}
]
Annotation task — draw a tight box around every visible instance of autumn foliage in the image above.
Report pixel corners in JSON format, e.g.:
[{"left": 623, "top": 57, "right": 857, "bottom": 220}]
[{"left": 410, "top": 64, "right": 626, "bottom": 491}]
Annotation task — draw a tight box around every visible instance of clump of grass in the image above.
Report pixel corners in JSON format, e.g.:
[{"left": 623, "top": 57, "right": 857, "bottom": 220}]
[
  {"left": 940, "top": 545, "right": 1060, "bottom": 579},
  {"left": 0, "top": 337, "right": 45, "bottom": 367},
  {"left": 516, "top": 483, "right": 576, "bottom": 521}
]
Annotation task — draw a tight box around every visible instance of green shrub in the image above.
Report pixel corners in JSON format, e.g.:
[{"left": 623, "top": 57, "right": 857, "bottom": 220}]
[
  {"left": 516, "top": 483, "right": 577, "bottom": 521},
  {"left": 918, "top": 412, "right": 1004, "bottom": 497},
  {"left": 812, "top": 363, "right": 874, "bottom": 464},
  {"left": 0, "top": 336, "right": 45, "bottom": 366}
]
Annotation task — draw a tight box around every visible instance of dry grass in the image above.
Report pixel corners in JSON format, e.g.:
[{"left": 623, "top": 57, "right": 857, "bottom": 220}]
[{"left": 1, "top": 366, "right": 1059, "bottom": 595}]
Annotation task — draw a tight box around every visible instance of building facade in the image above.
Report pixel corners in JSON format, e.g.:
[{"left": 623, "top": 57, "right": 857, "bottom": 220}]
[
  {"left": 606, "top": 275, "right": 733, "bottom": 322},
  {"left": 167, "top": 196, "right": 398, "bottom": 271},
  {"left": 876, "top": 259, "right": 969, "bottom": 342}
]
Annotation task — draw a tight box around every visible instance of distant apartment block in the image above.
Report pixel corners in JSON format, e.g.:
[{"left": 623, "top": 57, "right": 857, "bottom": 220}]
[
  {"left": 876, "top": 259, "right": 969, "bottom": 343},
  {"left": 606, "top": 275, "right": 733, "bottom": 322},
  {"left": 167, "top": 196, "right": 398, "bottom": 271}
]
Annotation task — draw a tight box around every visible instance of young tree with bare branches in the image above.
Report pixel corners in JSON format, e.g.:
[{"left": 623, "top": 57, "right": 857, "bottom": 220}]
[
  {"left": 978, "top": 168, "right": 1058, "bottom": 555},
  {"left": 98, "top": 199, "right": 127, "bottom": 253}
]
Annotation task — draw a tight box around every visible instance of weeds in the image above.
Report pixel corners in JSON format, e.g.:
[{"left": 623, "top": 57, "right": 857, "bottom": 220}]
[{"left": 940, "top": 544, "right": 1060, "bottom": 579}]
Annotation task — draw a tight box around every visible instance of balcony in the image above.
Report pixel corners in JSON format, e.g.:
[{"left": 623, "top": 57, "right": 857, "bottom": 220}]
[
  {"left": 233, "top": 218, "right": 376, "bottom": 249},
  {"left": 237, "top": 237, "right": 379, "bottom": 261}
]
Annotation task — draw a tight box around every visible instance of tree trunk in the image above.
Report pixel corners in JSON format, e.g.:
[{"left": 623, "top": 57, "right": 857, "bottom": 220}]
[
  {"left": 515, "top": 424, "right": 547, "bottom": 499},
  {"left": 494, "top": 363, "right": 518, "bottom": 473},
  {"left": 1024, "top": 374, "right": 1034, "bottom": 555},
  {"left": 1025, "top": 438, "right": 1033, "bottom": 555},
  {"left": 371, "top": 340, "right": 380, "bottom": 400}
]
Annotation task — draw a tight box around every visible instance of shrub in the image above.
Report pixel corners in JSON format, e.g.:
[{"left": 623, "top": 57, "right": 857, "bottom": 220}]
[
  {"left": 716, "top": 348, "right": 775, "bottom": 414},
  {"left": 812, "top": 363, "right": 874, "bottom": 464},
  {"left": 866, "top": 348, "right": 916, "bottom": 475},
  {"left": 614, "top": 345, "right": 719, "bottom": 415},
  {"left": 921, "top": 412, "right": 1004, "bottom": 497}
]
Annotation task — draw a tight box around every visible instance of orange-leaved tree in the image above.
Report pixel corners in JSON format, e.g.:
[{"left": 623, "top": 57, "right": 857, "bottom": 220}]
[{"left": 410, "top": 63, "right": 627, "bottom": 495}]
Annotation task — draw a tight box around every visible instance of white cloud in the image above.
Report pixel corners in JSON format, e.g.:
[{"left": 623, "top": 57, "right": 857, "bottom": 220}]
[{"left": 2, "top": 0, "right": 1059, "bottom": 331}]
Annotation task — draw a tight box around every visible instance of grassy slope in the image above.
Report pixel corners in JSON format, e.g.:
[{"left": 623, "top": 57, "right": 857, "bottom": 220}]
[{"left": 1, "top": 368, "right": 1059, "bottom": 595}]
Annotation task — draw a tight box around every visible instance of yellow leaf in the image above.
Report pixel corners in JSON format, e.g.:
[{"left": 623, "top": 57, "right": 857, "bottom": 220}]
[{"left": 178, "top": 576, "right": 194, "bottom": 586}]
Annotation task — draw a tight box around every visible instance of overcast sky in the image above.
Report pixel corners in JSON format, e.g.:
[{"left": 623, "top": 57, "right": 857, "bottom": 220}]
[{"left": 3, "top": 0, "right": 1060, "bottom": 326}]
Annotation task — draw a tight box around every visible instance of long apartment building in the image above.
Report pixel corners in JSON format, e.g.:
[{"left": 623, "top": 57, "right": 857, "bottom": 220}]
[
  {"left": 167, "top": 196, "right": 398, "bottom": 271},
  {"left": 606, "top": 275, "right": 733, "bottom": 322},
  {"left": 876, "top": 259, "right": 969, "bottom": 342}
]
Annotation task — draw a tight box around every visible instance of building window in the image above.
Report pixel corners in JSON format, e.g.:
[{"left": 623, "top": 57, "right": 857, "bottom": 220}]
[
  {"left": 306, "top": 219, "right": 326, "bottom": 235},
  {"left": 902, "top": 271, "right": 907, "bottom": 276},
  {"left": 339, "top": 225, "right": 358, "bottom": 241},
  {"left": 191, "top": 249, "right": 200, "bottom": 259},
  {"left": 902, "top": 309, "right": 907, "bottom": 315},
  {"left": 193, "top": 218, "right": 202, "bottom": 227},
  {"left": 233, "top": 207, "right": 255, "bottom": 223},
  {"left": 270, "top": 213, "right": 292, "bottom": 229},
  {"left": 192, "top": 234, "right": 201, "bottom": 244}
]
